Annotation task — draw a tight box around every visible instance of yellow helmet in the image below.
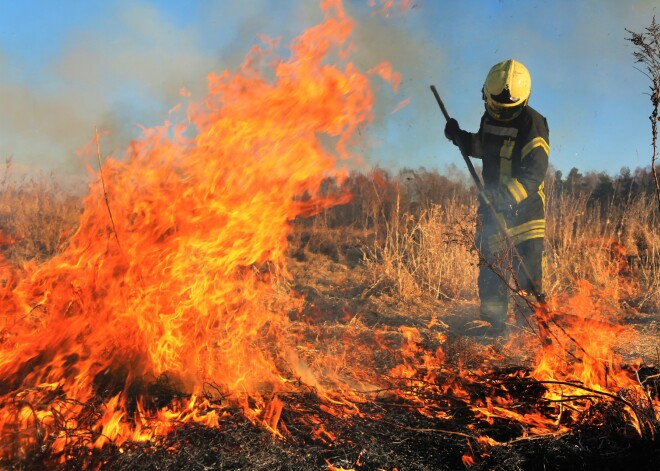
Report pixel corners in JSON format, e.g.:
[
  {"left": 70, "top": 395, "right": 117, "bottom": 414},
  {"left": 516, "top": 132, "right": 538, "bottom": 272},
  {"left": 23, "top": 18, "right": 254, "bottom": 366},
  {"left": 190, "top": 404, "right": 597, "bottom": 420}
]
[{"left": 482, "top": 59, "right": 531, "bottom": 121}]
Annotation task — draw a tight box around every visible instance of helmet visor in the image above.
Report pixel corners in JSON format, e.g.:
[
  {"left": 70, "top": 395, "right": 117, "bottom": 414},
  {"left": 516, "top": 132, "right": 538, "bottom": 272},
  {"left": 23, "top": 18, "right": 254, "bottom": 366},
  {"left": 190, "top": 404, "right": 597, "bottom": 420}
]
[{"left": 485, "top": 95, "right": 526, "bottom": 121}]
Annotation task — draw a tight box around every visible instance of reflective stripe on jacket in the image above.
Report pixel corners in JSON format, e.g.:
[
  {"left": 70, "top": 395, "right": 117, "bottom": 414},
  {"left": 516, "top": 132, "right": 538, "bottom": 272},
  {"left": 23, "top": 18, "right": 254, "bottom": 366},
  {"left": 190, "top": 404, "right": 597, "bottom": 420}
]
[{"left": 465, "top": 105, "right": 549, "bottom": 246}]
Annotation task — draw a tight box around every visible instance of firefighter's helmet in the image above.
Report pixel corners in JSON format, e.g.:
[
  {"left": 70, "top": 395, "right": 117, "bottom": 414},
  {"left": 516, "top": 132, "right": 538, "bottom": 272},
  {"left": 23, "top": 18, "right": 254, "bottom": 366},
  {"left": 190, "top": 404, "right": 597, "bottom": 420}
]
[{"left": 482, "top": 59, "right": 531, "bottom": 121}]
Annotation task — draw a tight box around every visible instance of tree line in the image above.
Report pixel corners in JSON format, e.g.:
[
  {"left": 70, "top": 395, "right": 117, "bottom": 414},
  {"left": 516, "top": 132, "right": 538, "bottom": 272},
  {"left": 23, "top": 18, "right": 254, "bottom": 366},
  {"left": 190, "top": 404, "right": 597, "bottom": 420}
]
[{"left": 306, "top": 164, "right": 659, "bottom": 230}]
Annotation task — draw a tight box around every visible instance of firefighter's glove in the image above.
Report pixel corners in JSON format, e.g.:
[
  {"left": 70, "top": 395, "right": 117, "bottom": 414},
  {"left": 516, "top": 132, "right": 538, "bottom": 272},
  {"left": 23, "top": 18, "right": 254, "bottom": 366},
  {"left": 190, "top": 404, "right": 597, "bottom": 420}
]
[
  {"left": 482, "top": 187, "right": 515, "bottom": 214},
  {"left": 444, "top": 118, "right": 460, "bottom": 141},
  {"left": 444, "top": 118, "right": 469, "bottom": 149}
]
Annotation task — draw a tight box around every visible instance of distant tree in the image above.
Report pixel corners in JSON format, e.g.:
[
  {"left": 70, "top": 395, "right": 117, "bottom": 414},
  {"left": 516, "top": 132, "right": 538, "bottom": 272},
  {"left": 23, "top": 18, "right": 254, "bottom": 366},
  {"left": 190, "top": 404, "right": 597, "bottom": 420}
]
[
  {"left": 626, "top": 16, "right": 660, "bottom": 212},
  {"left": 592, "top": 172, "right": 615, "bottom": 214},
  {"left": 618, "top": 166, "right": 633, "bottom": 190},
  {"left": 565, "top": 167, "right": 583, "bottom": 194},
  {"left": 615, "top": 166, "right": 636, "bottom": 204}
]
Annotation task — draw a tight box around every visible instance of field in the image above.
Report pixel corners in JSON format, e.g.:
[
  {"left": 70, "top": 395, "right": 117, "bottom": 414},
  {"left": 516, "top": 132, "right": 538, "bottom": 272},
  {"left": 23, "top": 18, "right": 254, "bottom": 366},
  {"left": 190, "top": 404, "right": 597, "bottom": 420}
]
[{"left": 0, "top": 164, "right": 658, "bottom": 470}]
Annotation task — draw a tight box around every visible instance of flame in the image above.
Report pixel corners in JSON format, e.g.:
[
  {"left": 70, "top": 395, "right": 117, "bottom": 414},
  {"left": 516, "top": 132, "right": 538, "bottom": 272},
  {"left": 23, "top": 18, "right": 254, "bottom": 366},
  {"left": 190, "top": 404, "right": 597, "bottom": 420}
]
[
  {"left": 0, "top": 0, "right": 656, "bottom": 463},
  {"left": 519, "top": 239, "right": 653, "bottom": 435},
  {"left": 369, "top": 238, "right": 657, "bottom": 447},
  {"left": 461, "top": 453, "right": 475, "bottom": 467},
  {"left": 390, "top": 98, "right": 411, "bottom": 115},
  {"left": 532, "top": 240, "right": 639, "bottom": 388},
  {"left": 325, "top": 460, "right": 355, "bottom": 471},
  {"left": 0, "top": 0, "right": 383, "bottom": 455},
  {"left": 368, "top": 62, "right": 402, "bottom": 92}
]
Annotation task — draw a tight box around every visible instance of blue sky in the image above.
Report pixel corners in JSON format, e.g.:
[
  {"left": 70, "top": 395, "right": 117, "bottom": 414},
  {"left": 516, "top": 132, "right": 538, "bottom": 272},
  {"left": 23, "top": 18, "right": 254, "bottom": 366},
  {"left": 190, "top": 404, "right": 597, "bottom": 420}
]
[{"left": 0, "top": 0, "right": 658, "bottom": 180}]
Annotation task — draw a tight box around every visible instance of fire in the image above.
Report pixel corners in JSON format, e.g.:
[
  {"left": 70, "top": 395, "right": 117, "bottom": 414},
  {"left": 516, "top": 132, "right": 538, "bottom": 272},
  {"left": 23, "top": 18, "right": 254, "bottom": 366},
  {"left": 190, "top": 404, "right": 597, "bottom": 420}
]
[
  {"left": 370, "top": 238, "right": 657, "bottom": 449},
  {"left": 0, "top": 0, "right": 656, "bottom": 465},
  {"left": 529, "top": 240, "right": 645, "bottom": 421},
  {"left": 0, "top": 0, "right": 377, "bottom": 457}
]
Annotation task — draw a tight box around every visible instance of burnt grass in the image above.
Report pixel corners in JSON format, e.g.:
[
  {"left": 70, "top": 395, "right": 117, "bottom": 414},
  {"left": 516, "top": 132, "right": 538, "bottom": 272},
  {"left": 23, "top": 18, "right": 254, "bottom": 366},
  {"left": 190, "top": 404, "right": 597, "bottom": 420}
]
[
  {"left": 3, "top": 244, "right": 660, "bottom": 471},
  {"left": 10, "top": 379, "right": 659, "bottom": 471}
]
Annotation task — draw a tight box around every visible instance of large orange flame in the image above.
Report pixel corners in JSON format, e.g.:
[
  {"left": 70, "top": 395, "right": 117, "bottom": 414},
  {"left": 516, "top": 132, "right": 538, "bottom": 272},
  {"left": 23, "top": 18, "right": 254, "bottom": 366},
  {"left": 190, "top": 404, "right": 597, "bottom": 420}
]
[
  {"left": 0, "top": 0, "right": 378, "bottom": 455},
  {"left": 0, "top": 0, "right": 656, "bottom": 464}
]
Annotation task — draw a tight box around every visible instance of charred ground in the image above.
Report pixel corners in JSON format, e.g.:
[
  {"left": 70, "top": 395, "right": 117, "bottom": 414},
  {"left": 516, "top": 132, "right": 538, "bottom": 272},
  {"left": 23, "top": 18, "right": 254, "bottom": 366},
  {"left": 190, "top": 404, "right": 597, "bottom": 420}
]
[{"left": 12, "top": 246, "right": 659, "bottom": 471}]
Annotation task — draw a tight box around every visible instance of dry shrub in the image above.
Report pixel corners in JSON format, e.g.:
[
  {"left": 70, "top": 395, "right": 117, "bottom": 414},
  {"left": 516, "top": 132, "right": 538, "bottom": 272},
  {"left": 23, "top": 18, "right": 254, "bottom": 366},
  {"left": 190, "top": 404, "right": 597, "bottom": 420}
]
[
  {"left": 620, "top": 198, "right": 660, "bottom": 310},
  {"left": 0, "top": 160, "right": 657, "bottom": 314},
  {"left": 360, "top": 167, "right": 660, "bottom": 312},
  {"left": 0, "top": 162, "right": 82, "bottom": 263},
  {"left": 288, "top": 216, "right": 369, "bottom": 266},
  {"left": 545, "top": 184, "right": 660, "bottom": 312},
  {"left": 363, "top": 195, "right": 478, "bottom": 301}
]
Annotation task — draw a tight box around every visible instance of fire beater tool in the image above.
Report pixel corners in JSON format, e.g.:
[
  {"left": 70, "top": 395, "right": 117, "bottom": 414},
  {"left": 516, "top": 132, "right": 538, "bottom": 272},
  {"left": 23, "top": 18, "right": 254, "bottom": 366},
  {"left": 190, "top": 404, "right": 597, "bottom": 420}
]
[{"left": 429, "top": 84, "right": 554, "bottom": 346}]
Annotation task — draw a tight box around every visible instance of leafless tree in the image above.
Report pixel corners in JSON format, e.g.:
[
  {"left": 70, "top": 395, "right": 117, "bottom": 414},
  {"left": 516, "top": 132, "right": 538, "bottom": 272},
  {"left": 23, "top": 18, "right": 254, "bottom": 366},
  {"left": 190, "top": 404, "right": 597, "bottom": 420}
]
[{"left": 627, "top": 16, "right": 660, "bottom": 212}]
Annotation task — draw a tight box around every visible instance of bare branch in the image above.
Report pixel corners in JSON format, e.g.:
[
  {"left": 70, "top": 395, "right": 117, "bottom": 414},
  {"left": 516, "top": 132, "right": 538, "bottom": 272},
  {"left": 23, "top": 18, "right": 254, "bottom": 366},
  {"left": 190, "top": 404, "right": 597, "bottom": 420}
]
[{"left": 626, "top": 16, "right": 660, "bottom": 212}]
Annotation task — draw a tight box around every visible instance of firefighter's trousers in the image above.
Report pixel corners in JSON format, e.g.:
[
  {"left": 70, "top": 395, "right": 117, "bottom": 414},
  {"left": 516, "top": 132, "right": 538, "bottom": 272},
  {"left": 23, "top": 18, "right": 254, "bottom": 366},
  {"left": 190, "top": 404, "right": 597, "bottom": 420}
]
[{"left": 475, "top": 220, "right": 544, "bottom": 331}]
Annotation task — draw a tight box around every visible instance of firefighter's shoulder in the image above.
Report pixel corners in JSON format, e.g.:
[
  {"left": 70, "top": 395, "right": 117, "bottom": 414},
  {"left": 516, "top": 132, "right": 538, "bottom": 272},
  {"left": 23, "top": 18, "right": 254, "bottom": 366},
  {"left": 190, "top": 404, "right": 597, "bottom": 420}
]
[{"left": 522, "top": 106, "right": 549, "bottom": 135}]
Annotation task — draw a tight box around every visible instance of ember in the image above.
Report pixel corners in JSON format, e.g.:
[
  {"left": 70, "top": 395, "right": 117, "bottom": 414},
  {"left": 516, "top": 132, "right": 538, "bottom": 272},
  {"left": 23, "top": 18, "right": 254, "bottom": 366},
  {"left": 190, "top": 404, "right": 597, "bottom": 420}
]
[{"left": 0, "top": 0, "right": 658, "bottom": 470}]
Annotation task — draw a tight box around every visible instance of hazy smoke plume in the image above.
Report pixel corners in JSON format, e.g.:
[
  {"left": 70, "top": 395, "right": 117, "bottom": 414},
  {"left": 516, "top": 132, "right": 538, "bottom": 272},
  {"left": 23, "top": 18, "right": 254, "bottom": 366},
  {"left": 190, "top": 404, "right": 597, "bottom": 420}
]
[
  {"left": 1, "top": 2, "right": 224, "bottom": 180},
  {"left": 0, "top": 1, "right": 430, "bottom": 181},
  {"left": 3, "top": 0, "right": 656, "bottom": 180}
]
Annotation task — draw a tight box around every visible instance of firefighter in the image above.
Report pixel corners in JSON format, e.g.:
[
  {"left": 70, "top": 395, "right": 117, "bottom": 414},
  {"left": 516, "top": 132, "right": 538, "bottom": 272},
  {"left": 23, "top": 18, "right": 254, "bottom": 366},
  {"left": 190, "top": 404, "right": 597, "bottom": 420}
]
[{"left": 444, "top": 59, "right": 549, "bottom": 338}]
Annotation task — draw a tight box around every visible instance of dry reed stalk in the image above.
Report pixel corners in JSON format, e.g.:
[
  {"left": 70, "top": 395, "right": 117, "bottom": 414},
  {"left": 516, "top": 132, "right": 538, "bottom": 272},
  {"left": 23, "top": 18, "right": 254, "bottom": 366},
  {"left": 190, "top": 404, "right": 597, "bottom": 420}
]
[
  {"left": 545, "top": 189, "right": 660, "bottom": 311},
  {"left": 0, "top": 167, "right": 81, "bottom": 263},
  {"left": 364, "top": 195, "right": 478, "bottom": 302}
]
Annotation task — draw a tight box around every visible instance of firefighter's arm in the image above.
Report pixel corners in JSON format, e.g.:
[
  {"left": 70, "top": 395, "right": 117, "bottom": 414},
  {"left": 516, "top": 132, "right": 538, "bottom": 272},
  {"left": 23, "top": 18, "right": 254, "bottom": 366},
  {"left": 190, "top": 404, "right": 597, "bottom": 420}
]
[
  {"left": 444, "top": 119, "right": 472, "bottom": 154},
  {"left": 503, "top": 119, "right": 549, "bottom": 205},
  {"left": 445, "top": 116, "right": 484, "bottom": 159}
]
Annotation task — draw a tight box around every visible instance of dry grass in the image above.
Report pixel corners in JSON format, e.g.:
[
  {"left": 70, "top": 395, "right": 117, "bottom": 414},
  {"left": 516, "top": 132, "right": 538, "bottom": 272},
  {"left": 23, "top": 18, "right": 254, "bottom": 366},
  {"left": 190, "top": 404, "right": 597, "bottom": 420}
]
[
  {"left": 1, "top": 165, "right": 658, "bottom": 314},
  {"left": 352, "top": 169, "right": 660, "bottom": 314},
  {"left": 0, "top": 161, "right": 82, "bottom": 263},
  {"left": 362, "top": 195, "right": 478, "bottom": 302},
  {"left": 545, "top": 180, "right": 660, "bottom": 312}
]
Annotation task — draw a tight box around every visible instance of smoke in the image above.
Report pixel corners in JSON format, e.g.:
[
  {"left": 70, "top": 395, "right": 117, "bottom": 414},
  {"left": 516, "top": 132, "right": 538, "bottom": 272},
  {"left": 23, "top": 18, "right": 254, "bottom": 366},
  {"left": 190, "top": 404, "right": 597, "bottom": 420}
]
[
  {"left": 286, "top": 1, "right": 447, "bottom": 170},
  {"left": 0, "top": 2, "right": 225, "bottom": 180},
  {"left": 0, "top": 0, "right": 445, "bottom": 180},
  {"left": 1, "top": 0, "right": 658, "bottom": 181},
  {"left": 350, "top": 6, "right": 446, "bottom": 167}
]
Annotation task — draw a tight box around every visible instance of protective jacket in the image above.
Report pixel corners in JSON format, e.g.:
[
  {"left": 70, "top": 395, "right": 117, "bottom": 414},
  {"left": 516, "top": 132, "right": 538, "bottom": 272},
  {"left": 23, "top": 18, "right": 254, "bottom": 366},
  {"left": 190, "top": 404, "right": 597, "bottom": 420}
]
[{"left": 461, "top": 105, "right": 549, "bottom": 250}]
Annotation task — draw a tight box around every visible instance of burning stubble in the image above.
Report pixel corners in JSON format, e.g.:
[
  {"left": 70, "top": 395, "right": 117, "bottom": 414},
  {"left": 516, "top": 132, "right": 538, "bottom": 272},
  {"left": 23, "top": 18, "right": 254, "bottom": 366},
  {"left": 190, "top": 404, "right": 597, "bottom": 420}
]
[{"left": 0, "top": 0, "right": 658, "bottom": 468}]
